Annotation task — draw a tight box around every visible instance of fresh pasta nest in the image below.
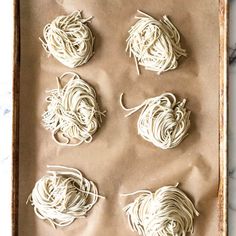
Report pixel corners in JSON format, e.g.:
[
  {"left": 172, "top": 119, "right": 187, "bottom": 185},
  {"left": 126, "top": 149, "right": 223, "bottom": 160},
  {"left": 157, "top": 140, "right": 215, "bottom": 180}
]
[
  {"left": 126, "top": 10, "right": 187, "bottom": 75},
  {"left": 27, "top": 165, "right": 104, "bottom": 228},
  {"left": 120, "top": 93, "right": 190, "bottom": 149},
  {"left": 40, "top": 11, "right": 95, "bottom": 68},
  {"left": 122, "top": 184, "right": 199, "bottom": 236},
  {"left": 42, "top": 72, "right": 105, "bottom": 146}
]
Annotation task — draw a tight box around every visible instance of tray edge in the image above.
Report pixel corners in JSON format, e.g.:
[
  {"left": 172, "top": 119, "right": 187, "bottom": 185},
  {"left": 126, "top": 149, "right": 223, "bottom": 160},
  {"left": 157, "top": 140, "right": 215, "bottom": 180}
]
[
  {"left": 12, "top": 0, "right": 20, "bottom": 235},
  {"left": 11, "top": 0, "right": 229, "bottom": 235},
  {"left": 218, "top": 0, "right": 228, "bottom": 235}
]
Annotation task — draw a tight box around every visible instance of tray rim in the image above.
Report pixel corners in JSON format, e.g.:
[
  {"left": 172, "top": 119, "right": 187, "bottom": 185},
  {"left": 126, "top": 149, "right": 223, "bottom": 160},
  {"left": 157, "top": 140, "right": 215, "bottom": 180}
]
[
  {"left": 218, "top": 0, "right": 228, "bottom": 235},
  {"left": 11, "top": 0, "right": 228, "bottom": 235},
  {"left": 12, "top": 0, "right": 20, "bottom": 235}
]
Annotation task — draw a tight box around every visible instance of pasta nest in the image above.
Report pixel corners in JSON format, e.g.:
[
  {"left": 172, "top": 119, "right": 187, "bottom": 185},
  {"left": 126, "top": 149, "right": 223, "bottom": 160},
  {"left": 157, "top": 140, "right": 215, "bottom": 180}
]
[
  {"left": 120, "top": 93, "right": 191, "bottom": 149},
  {"left": 126, "top": 10, "right": 187, "bottom": 75},
  {"left": 27, "top": 165, "right": 104, "bottom": 228},
  {"left": 123, "top": 184, "right": 199, "bottom": 236},
  {"left": 42, "top": 72, "right": 105, "bottom": 146},
  {"left": 40, "top": 11, "right": 94, "bottom": 68}
]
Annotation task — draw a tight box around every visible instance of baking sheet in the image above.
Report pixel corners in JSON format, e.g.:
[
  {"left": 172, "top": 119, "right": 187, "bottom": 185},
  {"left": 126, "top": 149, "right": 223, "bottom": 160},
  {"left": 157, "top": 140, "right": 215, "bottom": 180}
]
[{"left": 17, "top": 0, "right": 223, "bottom": 235}]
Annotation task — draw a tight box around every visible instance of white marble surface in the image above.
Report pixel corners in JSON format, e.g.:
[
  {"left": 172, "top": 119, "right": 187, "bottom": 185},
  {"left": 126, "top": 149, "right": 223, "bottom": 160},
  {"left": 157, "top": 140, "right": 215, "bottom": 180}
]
[{"left": 0, "top": 0, "right": 236, "bottom": 235}]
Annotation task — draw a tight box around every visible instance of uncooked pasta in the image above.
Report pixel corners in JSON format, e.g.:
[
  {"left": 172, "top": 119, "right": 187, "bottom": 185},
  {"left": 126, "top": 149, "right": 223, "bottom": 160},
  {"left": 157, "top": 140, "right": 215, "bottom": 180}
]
[
  {"left": 120, "top": 93, "right": 190, "bottom": 149},
  {"left": 42, "top": 72, "right": 105, "bottom": 146},
  {"left": 27, "top": 165, "right": 105, "bottom": 228},
  {"left": 122, "top": 183, "right": 199, "bottom": 236},
  {"left": 126, "top": 10, "right": 187, "bottom": 75},
  {"left": 40, "top": 11, "right": 94, "bottom": 68}
]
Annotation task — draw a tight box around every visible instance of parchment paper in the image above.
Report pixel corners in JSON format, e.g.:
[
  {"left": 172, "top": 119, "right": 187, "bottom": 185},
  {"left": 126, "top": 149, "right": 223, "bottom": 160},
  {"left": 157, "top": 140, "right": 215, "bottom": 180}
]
[{"left": 18, "top": 0, "right": 219, "bottom": 235}]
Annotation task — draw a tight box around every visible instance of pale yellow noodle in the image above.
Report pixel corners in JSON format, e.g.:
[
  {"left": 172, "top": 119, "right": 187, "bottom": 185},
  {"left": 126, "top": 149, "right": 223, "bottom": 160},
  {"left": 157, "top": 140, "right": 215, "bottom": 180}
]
[
  {"left": 27, "top": 165, "right": 105, "bottom": 228},
  {"left": 40, "top": 11, "right": 94, "bottom": 68},
  {"left": 120, "top": 93, "right": 190, "bottom": 149},
  {"left": 126, "top": 10, "right": 186, "bottom": 75},
  {"left": 42, "top": 72, "right": 105, "bottom": 146},
  {"left": 122, "top": 183, "right": 199, "bottom": 236}
]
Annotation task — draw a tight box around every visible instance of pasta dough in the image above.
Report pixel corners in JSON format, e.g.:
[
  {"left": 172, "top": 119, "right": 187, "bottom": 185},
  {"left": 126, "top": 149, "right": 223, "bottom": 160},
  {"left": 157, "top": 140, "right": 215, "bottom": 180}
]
[
  {"left": 126, "top": 10, "right": 187, "bottom": 75},
  {"left": 27, "top": 165, "right": 105, "bottom": 228},
  {"left": 122, "top": 183, "right": 199, "bottom": 236},
  {"left": 40, "top": 11, "right": 94, "bottom": 68},
  {"left": 120, "top": 93, "right": 190, "bottom": 149},
  {"left": 42, "top": 72, "right": 105, "bottom": 146}
]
